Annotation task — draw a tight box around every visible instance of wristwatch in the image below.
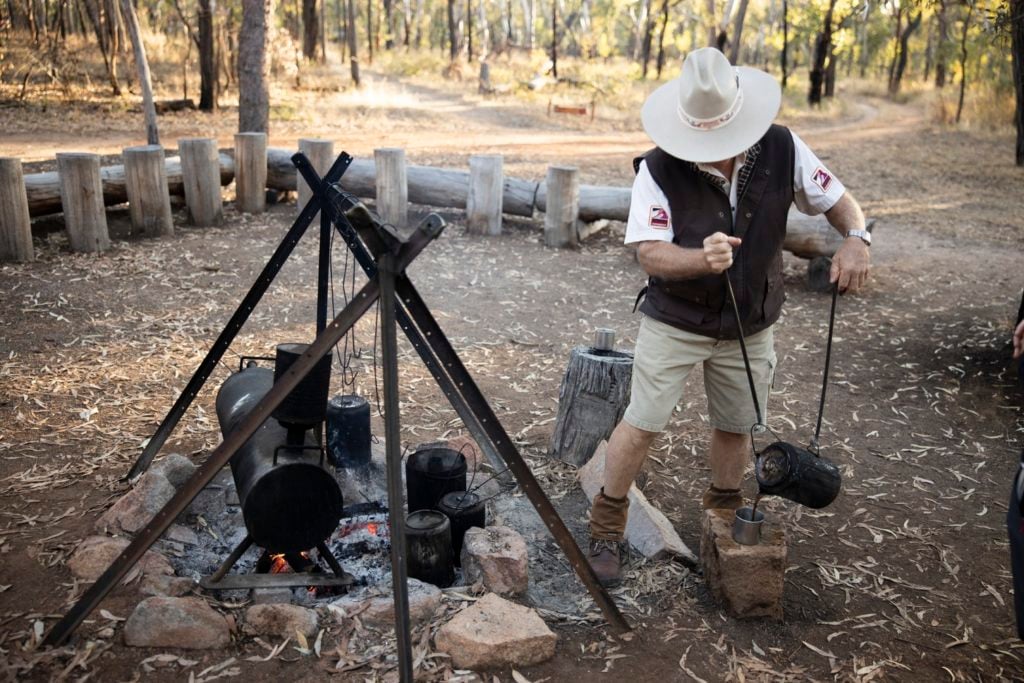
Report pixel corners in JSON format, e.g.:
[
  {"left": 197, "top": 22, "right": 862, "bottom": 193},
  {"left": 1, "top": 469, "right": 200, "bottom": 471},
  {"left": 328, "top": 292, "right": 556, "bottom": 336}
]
[{"left": 846, "top": 229, "right": 871, "bottom": 246}]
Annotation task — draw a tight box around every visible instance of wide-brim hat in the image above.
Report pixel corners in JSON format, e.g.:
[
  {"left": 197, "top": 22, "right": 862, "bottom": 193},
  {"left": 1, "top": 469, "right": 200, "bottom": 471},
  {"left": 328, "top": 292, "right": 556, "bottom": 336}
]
[{"left": 641, "top": 47, "right": 781, "bottom": 163}]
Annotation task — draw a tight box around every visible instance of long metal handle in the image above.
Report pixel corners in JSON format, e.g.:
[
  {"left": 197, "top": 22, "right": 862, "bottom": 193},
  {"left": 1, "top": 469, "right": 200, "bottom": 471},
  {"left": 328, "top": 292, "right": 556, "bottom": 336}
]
[{"left": 724, "top": 273, "right": 763, "bottom": 427}]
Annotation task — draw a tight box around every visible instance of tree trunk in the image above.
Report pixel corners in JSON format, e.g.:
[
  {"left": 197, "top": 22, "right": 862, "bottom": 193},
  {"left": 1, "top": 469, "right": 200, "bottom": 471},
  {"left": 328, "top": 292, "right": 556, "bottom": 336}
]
[
  {"left": 890, "top": 11, "right": 921, "bottom": 94},
  {"left": 446, "top": 0, "right": 456, "bottom": 60},
  {"left": 781, "top": 0, "right": 788, "bottom": 89},
  {"left": 119, "top": 0, "right": 159, "bottom": 144},
  {"left": 550, "top": 0, "right": 557, "bottom": 78},
  {"left": 82, "top": 0, "right": 122, "bottom": 95},
  {"left": 382, "top": 0, "right": 392, "bottom": 47},
  {"left": 238, "top": 0, "right": 270, "bottom": 133},
  {"left": 808, "top": 0, "right": 835, "bottom": 106},
  {"left": 366, "top": 0, "right": 373, "bottom": 63},
  {"left": 466, "top": 0, "right": 472, "bottom": 60},
  {"left": 639, "top": 0, "right": 653, "bottom": 78},
  {"left": 888, "top": 4, "right": 902, "bottom": 88},
  {"left": 302, "top": 0, "right": 319, "bottom": 59},
  {"left": 198, "top": 0, "right": 217, "bottom": 110},
  {"left": 728, "top": 0, "right": 751, "bottom": 63},
  {"left": 348, "top": 0, "right": 360, "bottom": 84},
  {"left": 824, "top": 41, "right": 837, "bottom": 97},
  {"left": 654, "top": 0, "right": 670, "bottom": 78},
  {"left": 1013, "top": 0, "right": 1024, "bottom": 165},
  {"left": 955, "top": 2, "right": 972, "bottom": 123},
  {"left": 935, "top": 0, "right": 949, "bottom": 87}
]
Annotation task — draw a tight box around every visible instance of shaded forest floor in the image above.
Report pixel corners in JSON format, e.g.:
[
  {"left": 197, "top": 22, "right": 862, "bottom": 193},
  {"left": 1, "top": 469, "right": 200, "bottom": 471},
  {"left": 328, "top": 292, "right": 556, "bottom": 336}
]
[{"left": 1, "top": 69, "right": 1023, "bottom": 681}]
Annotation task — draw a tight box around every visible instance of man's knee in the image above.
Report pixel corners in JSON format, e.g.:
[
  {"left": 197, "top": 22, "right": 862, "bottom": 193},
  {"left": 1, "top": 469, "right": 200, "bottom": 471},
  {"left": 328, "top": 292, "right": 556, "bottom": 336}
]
[{"left": 611, "top": 420, "right": 659, "bottom": 456}]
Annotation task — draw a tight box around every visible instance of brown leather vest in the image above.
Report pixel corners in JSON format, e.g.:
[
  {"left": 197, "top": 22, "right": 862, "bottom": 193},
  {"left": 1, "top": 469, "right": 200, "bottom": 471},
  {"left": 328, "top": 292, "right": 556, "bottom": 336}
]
[{"left": 635, "top": 124, "right": 795, "bottom": 340}]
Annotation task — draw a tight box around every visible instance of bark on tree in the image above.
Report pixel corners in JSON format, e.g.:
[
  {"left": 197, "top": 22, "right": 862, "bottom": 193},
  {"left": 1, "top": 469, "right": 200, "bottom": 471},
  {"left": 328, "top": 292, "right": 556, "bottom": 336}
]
[
  {"left": 781, "top": 0, "right": 788, "bottom": 89},
  {"left": 198, "top": 0, "right": 217, "bottom": 109},
  {"left": 238, "top": 0, "right": 270, "bottom": 132},
  {"left": 466, "top": 0, "right": 473, "bottom": 60},
  {"left": 551, "top": 0, "right": 558, "bottom": 78},
  {"left": 889, "top": 10, "right": 921, "bottom": 94},
  {"left": 654, "top": 0, "right": 672, "bottom": 78},
  {"left": 118, "top": 0, "right": 159, "bottom": 144},
  {"left": 728, "top": 0, "right": 751, "bottom": 63},
  {"left": 808, "top": 0, "right": 836, "bottom": 106},
  {"left": 348, "top": 0, "right": 361, "bottom": 84},
  {"left": 935, "top": 0, "right": 949, "bottom": 87},
  {"left": 955, "top": 1, "right": 973, "bottom": 123},
  {"left": 1013, "top": 0, "right": 1024, "bottom": 165},
  {"left": 382, "top": 0, "right": 393, "bottom": 48},
  {"left": 302, "top": 0, "right": 320, "bottom": 59},
  {"left": 639, "top": 0, "right": 654, "bottom": 77},
  {"left": 446, "top": 0, "right": 457, "bottom": 60}
]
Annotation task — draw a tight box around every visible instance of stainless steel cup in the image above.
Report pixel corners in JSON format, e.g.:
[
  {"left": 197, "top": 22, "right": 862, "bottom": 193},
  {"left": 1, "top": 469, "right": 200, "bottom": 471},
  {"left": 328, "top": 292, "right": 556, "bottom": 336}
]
[
  {"left": 594, "top": 328, "right": 615, "bottom": 351},
  {"left": 732, "top": 506, "right": 765, "bottom": 545}
]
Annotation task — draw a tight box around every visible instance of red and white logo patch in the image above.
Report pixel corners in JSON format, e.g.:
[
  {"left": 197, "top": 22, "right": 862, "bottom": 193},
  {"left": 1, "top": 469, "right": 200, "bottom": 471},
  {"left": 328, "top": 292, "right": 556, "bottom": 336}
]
[
  {"left": 811, "top": 166, "right": 833, "bottom": 192},
  {"left": 648, "top": 205, "right": 669, "bottom": 229}
]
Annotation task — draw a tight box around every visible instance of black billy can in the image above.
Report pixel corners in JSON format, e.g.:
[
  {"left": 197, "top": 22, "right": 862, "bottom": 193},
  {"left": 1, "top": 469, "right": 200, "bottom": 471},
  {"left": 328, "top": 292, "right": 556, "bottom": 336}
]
[
  {"left": 405, "top": 510, "right": 455, "bottom": 587},
  {"left": 405, "top": 447, "right": 467, "bottom": 513},
  {"left": 437, "top": 491, "right": 486, "bottom": 566},
  {"left": 755, "top": 441, "right": 842, "bottom": 509},
  {"left": 326, "top": 394, "right": 371, "bottom": 468}
]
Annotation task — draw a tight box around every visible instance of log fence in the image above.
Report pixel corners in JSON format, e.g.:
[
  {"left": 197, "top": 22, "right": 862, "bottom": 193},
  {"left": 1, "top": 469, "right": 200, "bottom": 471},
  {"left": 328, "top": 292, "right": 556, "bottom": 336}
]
[{"left": 0, "top": 139, "right": 872, "bottom": 263}]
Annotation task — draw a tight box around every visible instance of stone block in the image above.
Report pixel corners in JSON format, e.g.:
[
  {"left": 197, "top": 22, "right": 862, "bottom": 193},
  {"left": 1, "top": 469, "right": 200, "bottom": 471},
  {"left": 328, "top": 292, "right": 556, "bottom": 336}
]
[
  {"left": 461, "top": 526, "right": 528, "bottom": 596},
  {"left": 700, "top": 508, "right": 786, "bottom": 619},
  {"left": 578, "top": 441, "right": 698, "bottom": 564},
  {"left": 251, "top": 587, "right": 295, "bottom": 605},
  {"left": 94, "top": 470, "right": 176, "bottom": 536},
  {"left": 434, "top": 593, "right": 556, "bottom": 670},
  {"left": 151, "top": 453, "right": 197, "bottom": 488},
  {"left": 68, "top": 535, "right": 173, "bottom": 581},
  {"left": 243, "top": 603, "right": 319, "bottom": 640},
  {"left": 124, "top": 597, "right": 231, "bottom": 649},
  {"left": 330, "top": 578, "right": 441, "bottom": 628},
  {"left": 141, "top": 574, "right": 196, "bottom": 597}
]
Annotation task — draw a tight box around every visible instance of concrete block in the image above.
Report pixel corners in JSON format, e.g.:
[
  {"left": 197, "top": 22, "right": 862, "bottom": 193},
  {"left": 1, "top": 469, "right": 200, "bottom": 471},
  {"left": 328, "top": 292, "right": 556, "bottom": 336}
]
[
  {"left": 700, "top": 508, "right": 786, "bottom": 619},
  {"left": 578, "top": 441, "right": 698, "bottom": 564}
]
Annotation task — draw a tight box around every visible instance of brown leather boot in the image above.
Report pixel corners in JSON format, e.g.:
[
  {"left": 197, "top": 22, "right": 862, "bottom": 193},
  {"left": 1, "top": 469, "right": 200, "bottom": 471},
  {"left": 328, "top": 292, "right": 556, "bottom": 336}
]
[
  {"left": 588, "top": 488, "right": 629, "bottom": 586},
  {"left": 588, "top": 539, "right": 623, "bottom": 587},
  {"left": 702, "top": 485, "right": 744, "bottom": 510}
]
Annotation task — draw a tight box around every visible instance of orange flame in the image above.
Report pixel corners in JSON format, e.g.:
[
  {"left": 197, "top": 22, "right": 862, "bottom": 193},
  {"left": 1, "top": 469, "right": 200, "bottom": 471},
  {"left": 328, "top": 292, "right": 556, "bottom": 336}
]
[
  {"left": 367, "top": 522, "right": 379, "bottom": 536},
  {"left": 269, "top": 553, "right": 289, "bottom": 574}
]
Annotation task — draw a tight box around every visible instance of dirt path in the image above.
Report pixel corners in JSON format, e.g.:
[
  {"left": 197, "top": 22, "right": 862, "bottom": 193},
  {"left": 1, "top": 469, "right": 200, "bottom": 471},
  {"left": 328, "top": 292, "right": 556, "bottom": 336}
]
[{"left": 1, "top": 81, "right": 1023, "bottom": 681}]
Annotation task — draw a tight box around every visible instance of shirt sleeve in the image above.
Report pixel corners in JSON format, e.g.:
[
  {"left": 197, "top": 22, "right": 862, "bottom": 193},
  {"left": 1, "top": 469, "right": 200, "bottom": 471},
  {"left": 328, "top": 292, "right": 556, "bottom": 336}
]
[
  {"left": 791, "top": 131, "right": 846, "bottom": 216},
  {"left": 624, "top": 161, "right": 675, "bottom": 245}
]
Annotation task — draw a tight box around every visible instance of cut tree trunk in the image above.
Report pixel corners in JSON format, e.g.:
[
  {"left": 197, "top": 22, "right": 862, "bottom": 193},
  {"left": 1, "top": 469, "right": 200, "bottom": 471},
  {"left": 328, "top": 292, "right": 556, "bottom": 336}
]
[
  {"left": 0, "top": 158, "right": 34, "bottom": 262},
  {"left": 123, "top": 144, "right": 173, "bottom": 237},
  {"left": 56, "top": 153, "right": 111, "bottom": 253},
  {"left": 234, "top": 132, "right": 267, "bottom": 214},
  {"left": 549, "top": 346, "right": 634, "bottom": 466},
  {"left": 178, "top": 138, "right": 223, "bottom": 226}
]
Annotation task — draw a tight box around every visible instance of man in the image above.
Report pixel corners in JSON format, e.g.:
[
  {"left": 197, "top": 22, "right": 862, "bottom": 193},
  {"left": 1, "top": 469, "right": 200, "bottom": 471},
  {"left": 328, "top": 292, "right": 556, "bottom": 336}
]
[{"left": 587, "top": 48, "right": 872, "bottom": 585}]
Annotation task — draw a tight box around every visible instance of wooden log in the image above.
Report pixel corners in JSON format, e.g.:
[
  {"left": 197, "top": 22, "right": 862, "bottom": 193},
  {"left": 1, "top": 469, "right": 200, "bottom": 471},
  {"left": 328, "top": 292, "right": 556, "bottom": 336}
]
[
  {"left": 56, "top": 153, "right": 111, "bottom": 253},
  {"left": 549, "top": 345, "right": 634, "bottom": 466},
  {"left": 0, "top": 157, "right": 34, "bottom": 262},
  {"left": 374, "top": 147, "right": 407, "bottom": 228},
  {"left": 23, "top": 154, "right": 234, "bottom": 217},
  {"left": 298, "top": 138, "right": 333, "bottom": 218},
  {"left": 544, "top": 165, "right": 579, "bottom": 248},
  {"left": 784, "top": 214, "right": 876, "bottom": 259},
  {"left": 178, "top": 138, "right": 223, "bottom": 226},
  {"left": 234, "top": 132, "right": 267, "bottom": 214},
  {"left": 123, "top": 145, "right": 173, "bottom": 237},
  {"left": 466, "top": 154, "right": 503, "bottom": 236}
]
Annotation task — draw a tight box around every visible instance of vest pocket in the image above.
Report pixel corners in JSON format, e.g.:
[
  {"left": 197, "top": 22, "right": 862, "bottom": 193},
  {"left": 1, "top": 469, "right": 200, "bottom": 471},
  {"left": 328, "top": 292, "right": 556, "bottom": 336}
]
[{"left": 761, "top": 276, "right": 785, "bottom": 323}]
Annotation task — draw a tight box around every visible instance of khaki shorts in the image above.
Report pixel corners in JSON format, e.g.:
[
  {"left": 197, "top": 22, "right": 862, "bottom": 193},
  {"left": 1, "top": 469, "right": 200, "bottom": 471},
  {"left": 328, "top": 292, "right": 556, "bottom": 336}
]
[{"left": 623, "top": 316, "right": 777, "bottom": 434}]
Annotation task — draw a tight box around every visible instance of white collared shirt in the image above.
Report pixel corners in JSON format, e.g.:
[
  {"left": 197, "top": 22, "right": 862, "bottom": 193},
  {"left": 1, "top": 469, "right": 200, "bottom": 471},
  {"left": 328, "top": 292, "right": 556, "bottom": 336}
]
[{"left": 625, "top": 131, "right": 846, "bottom": 244}]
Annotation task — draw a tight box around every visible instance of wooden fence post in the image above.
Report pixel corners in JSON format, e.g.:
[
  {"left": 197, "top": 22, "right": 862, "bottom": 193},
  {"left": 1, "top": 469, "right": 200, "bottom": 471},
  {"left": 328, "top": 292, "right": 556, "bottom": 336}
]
[
  {"left": 0, "top": 158, "right": 34, "bottom": 262},
  {"left": 178, "top": 138, "right": 223, "bottom": 226},
  {"left": 374, "top": 148, "right": 408, "bottom": 228},
  {"left": 124, "top": 145, "right": 173, "bottom": 237},
  {"left": 543, "top": 165, "right": 579, "bottom": 248},
  {"left": 234, "top": 132, "right": 267, "bottom": 214},
  {"left": 56, "top": 153, "right": 111, "bottom": 253},
  {"left": 467, "top": 154, "right": 503, "bottom": 236},
  {"left": 298, "top": 138, "right": 334, "bottom": 218}
]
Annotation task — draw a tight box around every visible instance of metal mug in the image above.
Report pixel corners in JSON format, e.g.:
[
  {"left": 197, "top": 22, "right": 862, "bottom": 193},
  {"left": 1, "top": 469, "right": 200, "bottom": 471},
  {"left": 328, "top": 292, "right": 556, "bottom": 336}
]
[{"left": 732, "top": 506, "right": 765, "bottom": 545}]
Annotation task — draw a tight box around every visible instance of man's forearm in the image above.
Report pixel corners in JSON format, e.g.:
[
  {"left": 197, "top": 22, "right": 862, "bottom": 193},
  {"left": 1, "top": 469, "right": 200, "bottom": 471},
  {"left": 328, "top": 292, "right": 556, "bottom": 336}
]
[
  {"left": 637, "top": 241, "right": 711, "bottom": 279},
  {"left": 825, "top": 191, "right": 866, "bottom": 236}
]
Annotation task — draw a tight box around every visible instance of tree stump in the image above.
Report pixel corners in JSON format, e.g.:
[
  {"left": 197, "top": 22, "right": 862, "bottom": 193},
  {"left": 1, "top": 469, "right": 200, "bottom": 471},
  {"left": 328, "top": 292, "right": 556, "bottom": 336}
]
[
  {"left": 177, "top": 138, "right": 223, "bottom": 226},
  {"left": 375, "top": 147, "right": 408, "bottom": 229},
  {"left": 467, "top": 154, "right": 503, "bottom": 236},
  {"left": 0, "top": 157, "right": 34, "bottom": 262},
  {"left": 234, "top": 132, "right": 267, "bottom": 214},
  {"left": 56, "top": 153, "right": 111, "bottom": 253},
  {"left": 543, "top": 165, "right": 579, "bottom": 248},
  {"left": 298, "top": 138, "right": 334, "bottom": 219},
  {"left": 549, "top": 346, "right": 634, "bottom": 466},
  {"left": 124, "top": 145, "right": 173, "bottom": 237}
]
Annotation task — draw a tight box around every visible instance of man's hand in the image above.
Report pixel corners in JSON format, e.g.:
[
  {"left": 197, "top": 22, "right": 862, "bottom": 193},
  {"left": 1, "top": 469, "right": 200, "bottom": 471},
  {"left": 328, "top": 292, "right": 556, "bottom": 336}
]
[
  {"left": 703, "top": 232, "right": 742, "bottom": 274},
  {"left": 829, "top": 238, "right": 870, "bottom": 293},
  {"left": 1013, "top": 320, "right": 1024, "bottom": 359}
]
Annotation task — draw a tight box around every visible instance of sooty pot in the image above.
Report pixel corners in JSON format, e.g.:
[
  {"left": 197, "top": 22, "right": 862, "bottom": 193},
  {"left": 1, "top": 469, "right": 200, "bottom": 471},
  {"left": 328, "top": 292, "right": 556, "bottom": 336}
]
[{"left": 755, "top": 441, "right": 842, "bottom": 509}]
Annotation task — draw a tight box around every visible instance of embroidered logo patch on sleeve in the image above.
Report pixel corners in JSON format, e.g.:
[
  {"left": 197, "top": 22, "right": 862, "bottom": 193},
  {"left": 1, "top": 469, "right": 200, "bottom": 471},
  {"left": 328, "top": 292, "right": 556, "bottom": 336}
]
[
  {"left": 648, "top": 206, "right": 670, "bottom": 229},
  {"left": 811, "top": 167, "right": 833, "bottom": 192}
]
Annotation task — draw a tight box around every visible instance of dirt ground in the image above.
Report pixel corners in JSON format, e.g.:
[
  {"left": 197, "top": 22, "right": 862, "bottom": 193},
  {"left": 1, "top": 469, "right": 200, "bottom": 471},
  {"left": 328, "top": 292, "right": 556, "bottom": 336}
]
[{"left": 1, "top": 71, "right": 1023, "bottom": 682}]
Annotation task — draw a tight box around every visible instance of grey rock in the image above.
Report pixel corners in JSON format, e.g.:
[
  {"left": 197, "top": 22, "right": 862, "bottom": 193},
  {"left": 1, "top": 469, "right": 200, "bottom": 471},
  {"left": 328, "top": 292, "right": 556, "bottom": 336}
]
[
  {"left": 94, "top": 471, "right": 176, "bottom": 536},
  {"left": 243, "top": 603, "right": 319, "bottom": 639},
  {"left": 141, "top": 574, "right": 196, "bottom": 597},
  {"left": 151, "top": 453, "right": 197, "bottom": 488},
  {"left": 164, "top": 524, "right": 199, "bottom": 546},
  {"left": 123, "top": 597, "right": 231, "bottom": 649},
  {"left": 434, "top": 593, "right": 557, "bottom": 669},
  {"left": 330, "top": 578, "right": 441, "bottom": 627},
  {"left": 68, "top": 535, "right": 173, "bottom": 581},
  {"left": 461, "top": 526, "right": 529, "bottom": 596}
]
